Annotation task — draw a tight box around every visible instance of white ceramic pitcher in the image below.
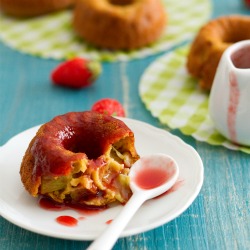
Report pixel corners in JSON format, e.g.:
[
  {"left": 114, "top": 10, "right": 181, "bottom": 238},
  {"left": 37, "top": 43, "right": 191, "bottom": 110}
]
[{"left": 209, "top": 40, "right": 250, "bottom": 146}]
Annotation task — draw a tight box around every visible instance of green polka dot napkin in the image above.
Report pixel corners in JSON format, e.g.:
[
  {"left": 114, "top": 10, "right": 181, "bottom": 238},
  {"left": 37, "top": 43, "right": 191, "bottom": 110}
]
[
  {"left": 0, "top": 0, "right": 211, "bottom": 61},
  {"left": 139, "top": 45, "right": 250, "bottom": 154}
]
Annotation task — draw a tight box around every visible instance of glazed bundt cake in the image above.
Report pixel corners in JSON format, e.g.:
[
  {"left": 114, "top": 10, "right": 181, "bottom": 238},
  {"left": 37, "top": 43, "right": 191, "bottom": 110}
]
[
  {"left": 20, "top": 111, "right": 140, "bottom": 206},
  {"left": 187, "top": 15, "right": 250, "bottom": 90},
  {"left": 0, "top": 0, "right": 75, "bottom": 17},
  {"left": 73, "top": 0, "right": 167, "bottom": 50}
]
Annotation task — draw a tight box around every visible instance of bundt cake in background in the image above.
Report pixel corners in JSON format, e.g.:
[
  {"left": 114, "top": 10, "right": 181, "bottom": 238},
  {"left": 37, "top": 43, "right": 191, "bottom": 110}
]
[{"left": 187, "top": 15, "right": 250, "bottom": 90}]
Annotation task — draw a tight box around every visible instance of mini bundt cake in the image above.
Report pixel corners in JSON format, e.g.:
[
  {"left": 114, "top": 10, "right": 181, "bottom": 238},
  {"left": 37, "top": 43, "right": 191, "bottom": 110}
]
[
  {"left": 187, "top": 15, "right": 250, "bottom": 90},
  {"left": 0, "top": 0, "right": 75, "bottom": 17},
  {"left": 20, "top": 111, "right": 140, "bottom": 207},
  {"left": 73, "top": 0, "right": 167, "bottom": 50}
]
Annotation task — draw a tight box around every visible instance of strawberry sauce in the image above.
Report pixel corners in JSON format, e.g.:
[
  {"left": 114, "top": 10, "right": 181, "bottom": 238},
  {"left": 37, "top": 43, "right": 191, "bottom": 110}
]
[
  {"left": 31, "top": 111, "right": 132, "bottom": 178},
  {"left": 39, "top": 196, "right": 106, "bottom": 227},
  {"left": 135, "top": 168, "right": 170, "bottom": 189},
  {"left": 154, "top": 179, "right": 184, "bottom": 199},
  {"left": 39, "top": 197, "right": 106, "bottom": 215},
  {"left": 231, "top": 45, "right": 250, "bottom": 69},
  {"left": 134, "top": 157, "right": 176, "bottom": 190},
  {"left": 106, "top": 219, "right": 113, "bottom": 225},
  {"left": 227, "top": 72, "right": 240, "bottom": 143},
  {"left": 56, "top": 216, "right": 78, "bottom": 227}
]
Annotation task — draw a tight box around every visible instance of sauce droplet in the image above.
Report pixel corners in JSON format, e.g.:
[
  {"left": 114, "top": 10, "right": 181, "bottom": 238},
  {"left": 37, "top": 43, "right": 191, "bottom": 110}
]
[
  {"left": 56, "top": 216, "right": 78, "bottom": 227},
  {"left": 78, "top": 216, "right": 86, "bottom": 220},
  {"left": 106, "top": 219, "right": 113, "bottom": 225}
]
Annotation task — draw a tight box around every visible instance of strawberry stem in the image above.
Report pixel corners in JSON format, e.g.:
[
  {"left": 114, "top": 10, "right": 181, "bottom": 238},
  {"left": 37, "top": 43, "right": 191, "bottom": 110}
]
[{"left": 88, "top": 61, "right": 102, "bottom": 81}]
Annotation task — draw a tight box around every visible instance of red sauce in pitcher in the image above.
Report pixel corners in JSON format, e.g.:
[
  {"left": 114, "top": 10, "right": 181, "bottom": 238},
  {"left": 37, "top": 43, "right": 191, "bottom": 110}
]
[{"left": 231, "top": 45, "right": 250, "bottom": 69}]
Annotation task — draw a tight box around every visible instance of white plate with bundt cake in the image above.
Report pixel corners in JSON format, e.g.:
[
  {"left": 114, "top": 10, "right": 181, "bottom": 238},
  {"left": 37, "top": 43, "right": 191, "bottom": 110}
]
[{"left": 0, "top": 117, "right": 203, "bottom": 240}]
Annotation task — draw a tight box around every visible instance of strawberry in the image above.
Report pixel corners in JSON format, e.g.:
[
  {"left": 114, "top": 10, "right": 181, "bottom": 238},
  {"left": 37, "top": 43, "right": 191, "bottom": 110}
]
[
  {"left": 91, "top": 98, "right": 126, "bottom": 117},
  {"left": 244, "top": 0, "right": 250, "bottom": 7},
  {"left": 51, "top": 57, "right": 101, "bottom": 89}
]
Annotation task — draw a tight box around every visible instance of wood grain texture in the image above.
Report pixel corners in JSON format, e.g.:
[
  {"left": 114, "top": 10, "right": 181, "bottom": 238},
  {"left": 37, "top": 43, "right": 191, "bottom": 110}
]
[{"left": 0, "top": 0, "right": 250, "bottom": 249}]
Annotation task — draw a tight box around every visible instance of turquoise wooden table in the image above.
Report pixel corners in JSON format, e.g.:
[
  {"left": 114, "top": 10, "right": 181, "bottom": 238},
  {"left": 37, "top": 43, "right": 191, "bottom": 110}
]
[{"left": 0, "top": 0, "right": 250, "bottom": 249}]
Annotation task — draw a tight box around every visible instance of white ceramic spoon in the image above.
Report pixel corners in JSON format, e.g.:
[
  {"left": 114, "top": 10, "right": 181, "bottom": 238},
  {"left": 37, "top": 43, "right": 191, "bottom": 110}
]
[{"left": 87, "top": 153, "right": 179, "bottom": 250}]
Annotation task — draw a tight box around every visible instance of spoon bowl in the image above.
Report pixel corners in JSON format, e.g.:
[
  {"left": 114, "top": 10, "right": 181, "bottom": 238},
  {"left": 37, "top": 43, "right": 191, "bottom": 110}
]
[
  {"left": 87, "top": 153, "right": 179, "bottom": 250},
  {"left": 129, "top": 153, "right": 179, "bottom": 199}
]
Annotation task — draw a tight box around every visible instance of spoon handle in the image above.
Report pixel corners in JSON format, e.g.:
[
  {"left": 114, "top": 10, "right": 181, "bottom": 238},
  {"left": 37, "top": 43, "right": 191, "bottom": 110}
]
[{"left": 87, "top": 193, "right": 145, "bottom": 250}]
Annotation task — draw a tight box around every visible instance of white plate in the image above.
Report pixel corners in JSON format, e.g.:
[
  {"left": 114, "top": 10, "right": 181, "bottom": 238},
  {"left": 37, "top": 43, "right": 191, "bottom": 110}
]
[{"left": 0, "top": 118, "right": 203, "bottom": 240}]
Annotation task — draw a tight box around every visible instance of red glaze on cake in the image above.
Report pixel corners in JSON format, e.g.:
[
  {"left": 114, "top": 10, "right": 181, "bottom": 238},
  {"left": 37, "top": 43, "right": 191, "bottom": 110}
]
[{"left": 20, "top": 111, "right": 139, "bottom": 207}]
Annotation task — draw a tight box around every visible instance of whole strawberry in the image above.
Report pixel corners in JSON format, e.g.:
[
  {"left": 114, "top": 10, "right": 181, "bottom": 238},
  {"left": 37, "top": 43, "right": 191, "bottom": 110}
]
[
  {"left": 91, "top": 98, "right": 126, "bottom": 117},
  {"left": 244, "top": 0, "right": 250, "bottom": 7},
  {"left": 51, "top": 57, "right": 101, "bottom": 88}
]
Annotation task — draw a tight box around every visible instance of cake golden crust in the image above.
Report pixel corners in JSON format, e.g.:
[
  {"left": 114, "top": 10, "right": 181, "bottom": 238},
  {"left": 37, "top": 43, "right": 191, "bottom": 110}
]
[
  {"left": 0, "top": 0, "right": 75, "bottom": 17},
  {"left": 73, "top": 0, "right": 167, "bottom": 50},
  {"left": 187, "top": 15, "right": 250, "bottom": 90},
  {"left": 20, "top": 111, "right": 140, "bottom": 206}
]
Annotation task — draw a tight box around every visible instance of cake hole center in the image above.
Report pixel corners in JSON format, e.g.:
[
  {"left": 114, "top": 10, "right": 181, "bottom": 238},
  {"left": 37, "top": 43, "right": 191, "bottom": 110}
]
[{"left": 109, "top": 0, "right": 134, "bottom": 6}]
